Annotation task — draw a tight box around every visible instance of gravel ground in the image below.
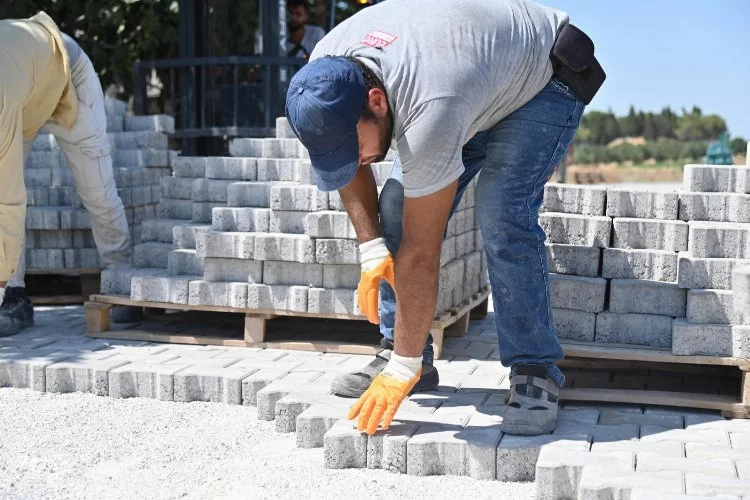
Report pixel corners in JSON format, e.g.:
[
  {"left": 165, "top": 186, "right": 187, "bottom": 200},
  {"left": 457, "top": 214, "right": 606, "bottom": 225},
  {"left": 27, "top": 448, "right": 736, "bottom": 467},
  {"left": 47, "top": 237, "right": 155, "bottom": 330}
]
[{"left": 0, "top": 388, "right": 534, "bottom": 500}]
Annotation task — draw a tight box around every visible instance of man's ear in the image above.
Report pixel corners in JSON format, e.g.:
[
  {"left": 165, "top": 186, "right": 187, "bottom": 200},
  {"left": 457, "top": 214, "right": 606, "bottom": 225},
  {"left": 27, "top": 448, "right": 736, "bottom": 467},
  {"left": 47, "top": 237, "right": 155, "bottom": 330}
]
[{"left": 366, "top": 88, "right": 389, "bottom": 119}]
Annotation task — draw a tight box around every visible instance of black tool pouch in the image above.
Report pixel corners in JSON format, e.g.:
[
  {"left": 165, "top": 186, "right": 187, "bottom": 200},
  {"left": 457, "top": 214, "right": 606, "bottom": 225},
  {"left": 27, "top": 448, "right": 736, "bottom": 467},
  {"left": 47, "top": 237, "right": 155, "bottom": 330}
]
[{"left": 550, "top": 23, "right": 606, "bottom": 104}]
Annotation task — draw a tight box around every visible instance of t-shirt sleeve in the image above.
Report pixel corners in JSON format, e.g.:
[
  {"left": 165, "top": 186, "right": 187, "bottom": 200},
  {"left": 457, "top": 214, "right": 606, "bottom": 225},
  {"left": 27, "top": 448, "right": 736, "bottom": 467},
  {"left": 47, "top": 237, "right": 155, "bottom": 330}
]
[{"left": 397, "top": 97, "right": 469, "bottom": 198}]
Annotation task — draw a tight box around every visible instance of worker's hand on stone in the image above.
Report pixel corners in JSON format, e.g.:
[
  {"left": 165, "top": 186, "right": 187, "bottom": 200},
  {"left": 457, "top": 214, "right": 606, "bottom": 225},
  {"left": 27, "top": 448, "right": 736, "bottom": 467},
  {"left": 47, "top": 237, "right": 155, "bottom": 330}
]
[
  {"left": 357, "top": 237, "right": 394, "bottom": 325},
  {"left": 347, "top": 353, "right": 422, "bottom": 435}
]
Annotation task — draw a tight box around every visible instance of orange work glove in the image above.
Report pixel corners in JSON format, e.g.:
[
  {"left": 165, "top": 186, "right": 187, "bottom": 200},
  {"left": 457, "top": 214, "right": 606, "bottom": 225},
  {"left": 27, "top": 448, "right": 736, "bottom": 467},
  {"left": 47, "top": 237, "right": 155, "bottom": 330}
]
[
  {"left": 347, "top": 353, "right": 422, "bottom": 435},
  {"left": 357, "top": 238, "right": 395, "bottom": 325}
]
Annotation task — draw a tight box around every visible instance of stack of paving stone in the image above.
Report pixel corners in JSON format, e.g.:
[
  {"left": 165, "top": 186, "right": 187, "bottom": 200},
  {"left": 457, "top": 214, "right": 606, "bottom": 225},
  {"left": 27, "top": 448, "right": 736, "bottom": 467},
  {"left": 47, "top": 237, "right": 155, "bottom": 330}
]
[
  {"left": 24, "top": 99, "right": 175, "bottom": 270},
  {"left": 101, "top": 117, "right": 486, "bottom": 322},
  {"left": 540, "top": 162, "right": 750, "bottom": 358}
]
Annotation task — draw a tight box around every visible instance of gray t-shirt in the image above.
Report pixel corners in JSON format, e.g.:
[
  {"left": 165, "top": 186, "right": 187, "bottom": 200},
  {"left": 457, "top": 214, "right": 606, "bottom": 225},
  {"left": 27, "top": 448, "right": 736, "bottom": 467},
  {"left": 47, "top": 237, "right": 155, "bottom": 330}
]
[
  {"left": 310, "top": 0, "right": 568, "bottom": 197},
  {"left": 61, "top": 32, "right": 83, "bottom": 67},
  {"left": 285, "top": 24, "right": 326, "bottom": 58}
]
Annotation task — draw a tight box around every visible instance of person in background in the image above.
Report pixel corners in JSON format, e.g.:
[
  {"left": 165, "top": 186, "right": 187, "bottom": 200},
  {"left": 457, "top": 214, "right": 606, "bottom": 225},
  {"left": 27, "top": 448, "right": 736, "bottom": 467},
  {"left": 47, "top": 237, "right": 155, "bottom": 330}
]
[{"left": 285, "top": 0, "right": 326, "bottom": 59}]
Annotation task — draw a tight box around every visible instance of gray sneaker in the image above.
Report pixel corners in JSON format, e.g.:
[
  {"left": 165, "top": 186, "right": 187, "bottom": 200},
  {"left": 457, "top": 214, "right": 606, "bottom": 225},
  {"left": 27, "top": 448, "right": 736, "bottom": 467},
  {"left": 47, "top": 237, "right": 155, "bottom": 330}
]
[
  {"left": 330, "top": 338, "right": 439, "bottom": 398},
  {"left": 501, "top": 363, "right": 560, "bottom": 435},
  {"left": 0, "top": 287, "right": 35, "bottom": 337}
]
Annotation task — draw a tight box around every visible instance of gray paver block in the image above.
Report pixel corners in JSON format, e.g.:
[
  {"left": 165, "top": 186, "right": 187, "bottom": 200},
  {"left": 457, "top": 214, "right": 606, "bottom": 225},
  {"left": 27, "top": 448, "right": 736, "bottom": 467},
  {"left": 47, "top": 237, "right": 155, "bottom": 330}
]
[
  {"left": 211, "top": 207, "right": 270, "bottom": 233},
  {"left": 685, "top": 473, "right": 750, "bottom": 497},
  {"left": 100, "top": 267, "right": 161, "bottom": 295},
  {"left": 496, "top": 433, "right": 591, "bottom": 482},
  {"left": 133, "top": 241, "right": 174, "bottom": 268},
  {"left": 602, "top": 248, "right": 678, "bottom": 283},
  {"left": 305, "top": 211, "right": 357, "bottom": 239},
  {"left": 597, "top": 408, "right": 682, "bottom": 428},
  {"left": 296, "top": 403, "right": 350, "bottom": 448},
  {"left": 25, "top": 207, "right": 61, "bottom": 230},
  {"left": 196, "top": 232, "right": 254, "bottom": 260},
  {"left": 679, "top": 192, "right": 750, "bottom": 223},
  {"left": 275, "top": 117, "right": 296, "bottom": 139},
  {"left": 108, "top": 362, "right": 191, "bottom": 401},
  {"left": 270, "top": 185, "right": 328, "bottom": 211},
  {"left": 687, "top": 289, "right": 738, "bottom": 324},
  {"left": 613, "top": 218, "right": 688, "bottom": 251},
  {"left": 161, "top": 177, "right": 193, "bottom": 199},
  {"left": 204, "top": 157, "right": 257, "bottom": 180},
  {"left": 322, "top": 264, "right": 360, "bottom": 289},
  {"left": 539, "top": 212, "right": 612, "bottom": 248},
  {"left": 254, "top": 233, "right": 315, "bottom": 263},
  {"left": 192, "top": 201, "right": 223, "bottom": 223},
  {"left": 269, "top": 210, "right": 307, "bottom": 234},
  {"left": 124, "top": 114, "right": 174, "bottom": 133},
  {"left": 191, "top": 178, "right": 232, "bottom": 203},
  {"left": 158, "top": 199, "right": 193, "bottom": 220},
  {"left": 324, "top": 419, "right": 369, "bottom": 469},
  {"left": 636, "top": 451, "right": 736, "bottom": 478},
  {"left": 733, "top": 265, "right": 750, "bottom": 325},
  {"left": 608, "top": 279, "right": 687, "bottom": 317},
  {"left": 241, "top": 368, "right": 289, "bottom": 406},
  {"left": 203, "top": 258, "right": 263, "bottom": 283},
  {"left": 577, "top": 468, "right": 683, "bottom": 499},
  {"left": 315, "top": 239, "right": 359, "bottom": 265},
  {"left": 168, "top": 249, "right": 204, "bottom": 276},
  {"left": 246, "top": 284, "right": 308, "bottom": 312},
  {"left": 595, "top": 312, "right": 673, "bottom": 348},
  {"left": 590, "top": 439, "right": 684, "bottom": 456},
  {"left": 542, "top": 183, "right": 606, "bottom": 215},
  {"left": 45, "top": 357, "right": 131, "bottom": 395},
  {"left": 671, "top": 319, "right": 750, "bottom": 357},
  {"left": 0, "top": 351, "right": 82, "bottom": 391},
  {"left": 226, "top": 181, "right": 273, "bottom": 207},
  {"left": 678, "top": 254, "right": 750, "bottom": 290},
  {"left": 535, "top": 447, "right": 633, "bottom": 500},
  {"left": 256, "top": 158, "right": 297, "bottom": 181},
  {"left": 173, "top": 363, "right": 257, "bottom": 404},
  {"left": 640, "top": 426, "right": 729, "bottom": 446},
  {"left": 188, "top": 280, "right": 247, "bottom": 308},
  {"left": 606, "top": 188, "right": 679, "bottom": 220},
  {"left": 683, "top": 164, "right": 750, "bottom": 194},
  {"left": 550, "top": 274, "right": 607, "bottom": 313},
  {"left": 688, "top": 221, "right": 750, "bottom": 259},
  {"left": 131, "top": 274, "right": 196, "bottom": 304},
  {"left": 274, "top": 393, "right": 350, "bottom": 433},
  {"left": 255, "top": 371, "right": 325, "bottom": 420},
  {"left": 546, "top": 244, "right": 601, "bottom": 278},
  {"left": 263, "top": 261, "right": 323, "bottom": 287},
  {"left": 552, "top": 308, "right": 596, "bottom": 342},
  {"left": 140, "top": 218, "right": 183, "bottom": 244},
  {"left": 307, "top": 288, "right": 360, "bottom": 315},
  {"left": 171, "top": 224, "right": 211, "bottom": 250}
]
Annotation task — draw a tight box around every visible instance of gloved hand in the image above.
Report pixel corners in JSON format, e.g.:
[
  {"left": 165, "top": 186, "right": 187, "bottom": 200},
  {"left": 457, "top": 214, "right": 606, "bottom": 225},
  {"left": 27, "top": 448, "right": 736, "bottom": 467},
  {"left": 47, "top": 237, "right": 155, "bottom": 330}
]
[
  {"left": 357, "top": 237, "right": 395, "bottom": 325},
  {"left": 347, "top": 353, "right": 422, "bottom": 435}
]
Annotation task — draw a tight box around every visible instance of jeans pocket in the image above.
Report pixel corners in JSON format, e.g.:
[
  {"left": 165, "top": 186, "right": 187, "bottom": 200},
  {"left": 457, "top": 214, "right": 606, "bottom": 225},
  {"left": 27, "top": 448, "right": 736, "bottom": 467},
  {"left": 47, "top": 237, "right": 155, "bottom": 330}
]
[{"left": 548, "top": 76, "right": 578, "bottom": 100}]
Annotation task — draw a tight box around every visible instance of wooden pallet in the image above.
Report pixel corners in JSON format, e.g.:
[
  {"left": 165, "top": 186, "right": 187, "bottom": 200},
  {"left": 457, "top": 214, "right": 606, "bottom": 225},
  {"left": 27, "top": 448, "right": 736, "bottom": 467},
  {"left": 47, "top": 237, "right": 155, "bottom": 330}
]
[
  {"left": 84, "top": 287, "right": 491, "bottom": 359},
  {"left": 24, "top": 268, "right": 100, "bottom": 305},
  {"left": 558, "top": 342, "right": 750, "bottom": 418}
]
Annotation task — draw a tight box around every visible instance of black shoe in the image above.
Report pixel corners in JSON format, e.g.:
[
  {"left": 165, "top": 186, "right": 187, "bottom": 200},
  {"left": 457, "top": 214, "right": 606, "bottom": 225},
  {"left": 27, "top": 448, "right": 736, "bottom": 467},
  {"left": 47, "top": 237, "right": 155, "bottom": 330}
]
[
  {"left": 0, "top": 287, "right": 34, "bottom": 337},
  {"left": 330, "top": 338, "right": 439, "bottom": 397}
]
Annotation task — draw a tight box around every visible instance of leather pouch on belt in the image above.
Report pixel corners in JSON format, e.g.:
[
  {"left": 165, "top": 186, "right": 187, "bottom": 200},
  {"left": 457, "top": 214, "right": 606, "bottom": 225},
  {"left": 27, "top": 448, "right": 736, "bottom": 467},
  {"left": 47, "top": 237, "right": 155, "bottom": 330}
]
[{"left": 550, "top": 23, "right": 606, "bottom": 104}]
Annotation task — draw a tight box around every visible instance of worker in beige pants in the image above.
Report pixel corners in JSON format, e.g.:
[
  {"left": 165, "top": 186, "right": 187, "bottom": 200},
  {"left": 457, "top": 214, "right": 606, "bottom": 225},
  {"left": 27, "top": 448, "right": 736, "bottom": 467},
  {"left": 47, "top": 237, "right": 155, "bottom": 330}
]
[{"left": 0, "top": 13, "right": 132, "bottom": 336}]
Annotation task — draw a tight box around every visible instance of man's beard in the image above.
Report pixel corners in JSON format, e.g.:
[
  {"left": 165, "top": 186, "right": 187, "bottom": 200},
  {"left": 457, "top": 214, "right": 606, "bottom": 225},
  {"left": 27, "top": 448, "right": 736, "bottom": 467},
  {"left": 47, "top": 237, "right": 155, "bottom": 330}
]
[{"left": 373, "top": 112, "right": 394, "bottom": 163}]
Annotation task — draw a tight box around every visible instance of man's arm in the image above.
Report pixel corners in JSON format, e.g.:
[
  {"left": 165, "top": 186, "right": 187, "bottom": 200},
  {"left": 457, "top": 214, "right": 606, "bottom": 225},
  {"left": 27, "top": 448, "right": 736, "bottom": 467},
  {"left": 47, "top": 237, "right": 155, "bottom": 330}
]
[
  {"left": 394, "top": 180, "right": 457, "bottom": 357},
  {"left": 338, "top": 165, "right": 381, "bottom": 243}
]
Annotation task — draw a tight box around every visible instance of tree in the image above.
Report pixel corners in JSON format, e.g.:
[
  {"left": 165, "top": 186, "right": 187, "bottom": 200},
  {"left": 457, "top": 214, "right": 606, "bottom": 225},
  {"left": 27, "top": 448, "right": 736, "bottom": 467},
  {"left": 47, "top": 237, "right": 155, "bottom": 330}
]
[{"left": 730, "top": 137, "right": 747, "bottom": 154}]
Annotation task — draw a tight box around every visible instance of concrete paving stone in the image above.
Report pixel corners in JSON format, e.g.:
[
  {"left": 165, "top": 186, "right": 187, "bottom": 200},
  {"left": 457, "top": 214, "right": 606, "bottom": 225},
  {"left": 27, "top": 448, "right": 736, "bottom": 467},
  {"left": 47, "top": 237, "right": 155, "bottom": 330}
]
[
  {"left": 100, "top": 267, "right": 161, "bottom": 295},
  {"left": 196, "top": 232, "right": 254, "bottom": 259},
  {"left": 25, "top": 207, "right": 61, "bottom": 230},
  {"left": 26, "top": 249, "right": 64, "bottom": 269},
  {"left": 683, "top": 164, "right": 750, "bottom": 194},
  {"left": 172, "top": 224, "right": 211, "bottom": 250},
  {"left": 307, "top": 288, "right": 360, "bottom": 315},
  {"left": 229, "top": 138, "right": 263, "bottom": 157},
  {"left": 535, "top": 447, "right": 633, "bottom": 500},
  {"left": 729, "top": 431, "right": 750, "bottom": 449},
  {"left": 173, "top": 157, "right": 207, "bottom": 178},
  {"left": 256, "top": 158, "right": 297, "bottom": 181},
  {"left": 550, "top": 274, "right": 607, "bottom": 313},
  {"left": 212, "top": 207, "right": 270, "bottom": 233},
  {"left": 191, "top": 201, "right": 223, "bottom": 223},
  {"left": 598, "top": 408, "right": 683, "bottom": 428},
  {"left": 327, "top": 190, "right": 345, "bottom": 211},
  {"left": 736, "top": 460, "right": 750, "bottom": 480},
  {"left": 24, "top": 167, "right": 53, "bottom": 187},
  {"left": 275, "top": 116, "right": 296, "bottom": 139},
  {"left": 140, "top": 219, "right": 183, "bottom": 244},
  {"left": 124, "top": 114, "right": 174, "bottom": 133},
  {"left": 161, "top": 177, "right": 194, "bottom": 199},
  {"left": 31, "top": 133, "right": 58, "bottom": 150},
  {"left": 632, "top": 490, "right": 740, "bottom": 500},
  {"left": 685, "top": 473, "right": 750, "bottom": 497},
  {"left": 552, "top": 308, "right": 596, "bottom": 342},
  {"left": 131, "top": 274, "right": 196, "bottom": 304},
  {"left": 226, "top": 181, "right": 273, "bottom": 207},
  {"left": 613, "top": 218, "right": 689, "bottom": 251},
  {"left": 263, "top": 261, "right": 323, "bottom": 287},
  {"left": 296, "top": 404, "right": 351, "bottom": 448},
  {"left": 172, "top": 362, "right": 257, "bottom": 404},
  {"left": 590, "top": 439, "right": 685, "bottom": 457},
  {"left": 733, "top": 265, "right": 750, "bottom": 325},
  {"left": 542, "top": 183, "right": 606, "bottom": 216},
  {"left": 204, "top": 157, "right": 257, "bottom": 180},
  {"left": 269, "top": 210, "right": 308, "bottom": 234},
  {"left": 253, "top": 233, "right": 315, "bottom": 263},
  {"left": 167, "top": 249, "right": 203, "bottom": 276},
  {"left": 108, "top": 362, "right": 191, "bottom": 401},
  {"left": 677, "top": 254, "right": 750, "bottom": 290},
  {"left": 606, "top": 188, "right": 679, "bottom": 220},
  {"left": 433, "top": 357, "right": 478, "bottom": 375},
  {"left": 324, "top": 419, "right": 369, "bottom": 469},
  {"left": 158, "top": 199, "right": 193, "bottom": 220},
  {"left": 672, "top": 320, "right": 750, "bottom": 357},
  {"left": 440, "top": 237, "right": 457, "bottom": 267},
  {"left": 187, "top": 280, "right": 247, "bottom": 308},
  {"left": 254, "top": 371, "right": 327, "bottom": 419},
  {"left": 305, "top": 211, "right": 357, "bottom": 239},
  {"left": 679, "top": 192, "right": 750, "bottom": 223},
  {"left": 0, "top": 350, "right": 89, "bottom": 391},
  {"left": 455, "top": 232, "right": 474, "bottom": 259},
  {"left": 274, "top": 393, "right": 351, "bottom": 433},
  {"left": 270, "top": 185, "right": 328, "bottom": 212},
  {"left": 641, "top": 426, "right": 730, "bottom": 446},
  {"left": 241, "top": 368, "right": 290, "bottom": 406},
  {"left": 688, "top": 221, "right": 750, "bottom": 259},
  {"left": 595, "top": 312, "right": 673, "bottom": 348},
  {"left": 496, "top": 433, "right": 591, "bottom": 482},
  {"left": 609, "top": 279, "right": 687, "bottom": 316},
  {"left": 684, "top": 413, "right": 730, "bottom": 429},
  {"left": 110, "top": 130, "right": 168, "bottom": 150},
  {"left": 203, "top": 258, "right": 263, "bottom": 283},
  {"left": 637, "top": 451, "right": 736, "bottom": 478},
  {"left": 602, "top": 248, "right": 679, "bottom": 283},
  {"left": 29, "top": 229, "right": 75, "bottom": 249},
  {"left": 686, "top": 443, "right": 750, "bottom": 462},
  {"left": 539, "top": 212, "right": 612, "bottom": 248},
  {"left": 555, "top": 422, "right": 639, "bottom": 443},
  {"left": 322, "top": 264, "right": 360, "bottom": 289},
  {"left": 191, "top": 178, "right": 232, "bottom": 203},
  {"left": 314, "top": 239, "right": 359, "bottom": 265},
  {"left": 27, "top": 150, "right": 65, "bottom": 169},
  {"left": 557, "top": 408, "right": 601, "bottom": 425},
  {"left": 577, "top": 468, "right": 683, "bottom": 499},
  {"left": 45, "top": 357, "right": 132, "bottom": 395},
  {"left": 246, "top": 284, "right": 308, "bottom": 312},
  {"left": 687, "top": 289, "right": 738, "bottom": 324},
  {"left": 366, "top": 421, "right": 421, "bottom": 473},
  {"left": 546, "top": 243, "right": 601, "bottom": 278}
]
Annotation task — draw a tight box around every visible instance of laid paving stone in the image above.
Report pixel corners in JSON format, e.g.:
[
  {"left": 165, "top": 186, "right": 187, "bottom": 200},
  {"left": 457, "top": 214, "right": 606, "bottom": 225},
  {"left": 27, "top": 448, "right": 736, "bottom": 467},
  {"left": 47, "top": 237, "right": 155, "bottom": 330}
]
[
  {"left": 172, "top": 361, "right": 256, "bottom": 404},
  {"left": 636, "top": 451, "right": 736, "bottom": 477},
  {"left": 296, "top": 404, "right": 351, "bottom": 449},
  {"left": 1, "top": 350, "right": 94, "bottom": 392},
  {"left": 684, "top": 473, "right": 750, "bottom": 497},
  {"left": 240, "top": 368, "right": 289, "bottom": 406},
  {"left": 640, "top": 426, "right": 730, "bottom": 446},
  {"left": 590, "top": 439, "right": 685, "bottom": 457},
  {"left": 323, "top": 419, "right": 369, "bottom": 469},
  {"left": 255, "top": 372, "right": 326, "bottom": 421},
  {"left": 577, "top": 468, "right": 684, "bottom": 498},
  {"left": 598, "top": 408, "right": 683, "bottom": 428},
  {"left": 45, "top": 357, "right": 132, "bottom": 396},
  {"left": 275, "top": 393, "right": 351, "bottom": 433},
  {"left": 496, "top": 433, "right": 591, "bottom": 482},
  {"left": 686, "top": 442, "right": 750, "bottom": 461},
  {"left": 555, "top": 422, "right": 639, "bottom": 443},
  {"left": 630, "top": 489, "right": 740, "bottom": 500},
  {"left": 108, "top": 362, "right": 192, "bottom": 401}
]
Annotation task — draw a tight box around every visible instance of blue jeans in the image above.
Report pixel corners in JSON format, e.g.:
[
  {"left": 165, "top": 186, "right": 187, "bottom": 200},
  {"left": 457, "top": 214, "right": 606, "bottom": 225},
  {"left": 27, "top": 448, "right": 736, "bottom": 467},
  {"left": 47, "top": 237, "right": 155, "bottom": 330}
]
[{"left": 378, "top": 76, "right": 585, "bottom": 385}]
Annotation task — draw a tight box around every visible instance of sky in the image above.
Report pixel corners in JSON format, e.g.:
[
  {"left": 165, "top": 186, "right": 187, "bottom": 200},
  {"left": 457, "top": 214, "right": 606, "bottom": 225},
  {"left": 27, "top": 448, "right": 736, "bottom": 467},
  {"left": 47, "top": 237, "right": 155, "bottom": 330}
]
[{"left": 544, "top": 0, "right": 750, "bottom": 138}]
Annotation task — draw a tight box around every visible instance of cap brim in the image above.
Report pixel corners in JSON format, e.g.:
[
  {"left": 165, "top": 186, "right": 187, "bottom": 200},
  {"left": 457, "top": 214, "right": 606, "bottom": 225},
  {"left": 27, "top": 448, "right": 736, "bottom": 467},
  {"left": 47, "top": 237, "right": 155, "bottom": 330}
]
[{"left": 308, "top": 137, "right": 360, "bottom": 191}]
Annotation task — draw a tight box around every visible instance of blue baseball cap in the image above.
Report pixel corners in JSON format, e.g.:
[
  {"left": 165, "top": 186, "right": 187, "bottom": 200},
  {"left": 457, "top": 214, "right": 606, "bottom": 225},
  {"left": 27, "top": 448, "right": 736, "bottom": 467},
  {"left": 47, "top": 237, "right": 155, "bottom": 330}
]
[{"left": 285, "top": 57, "right": 366, "bottom": 191}]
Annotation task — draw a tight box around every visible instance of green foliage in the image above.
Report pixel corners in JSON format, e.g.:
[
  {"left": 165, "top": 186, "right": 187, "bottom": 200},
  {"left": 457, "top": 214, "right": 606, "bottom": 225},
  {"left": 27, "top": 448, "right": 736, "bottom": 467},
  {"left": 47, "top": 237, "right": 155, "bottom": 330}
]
[
  {"left": 0, "top": 0, "right": 179, "bottom": 96},
  {"left": 572, "top": 139, "right": 709, "bottom": 165},
  {"left": 730, "top": 137, "right": 747, "bottom": 154}
]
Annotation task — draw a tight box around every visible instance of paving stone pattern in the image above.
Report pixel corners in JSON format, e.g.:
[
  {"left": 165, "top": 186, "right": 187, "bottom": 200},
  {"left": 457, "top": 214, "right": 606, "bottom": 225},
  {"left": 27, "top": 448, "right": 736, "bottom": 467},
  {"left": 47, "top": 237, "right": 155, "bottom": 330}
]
[
  {"left": 103, "top": 117, "right": 487, "bottom": 319},
  {"left": 540, "top": 170, "right": 750, "bottom": 358},
  {"left": 2, "top": 305, "right": 749, "bottom": 497},
  {"left": 25, "top": 99, "right": 176, "bottom": 269}
]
